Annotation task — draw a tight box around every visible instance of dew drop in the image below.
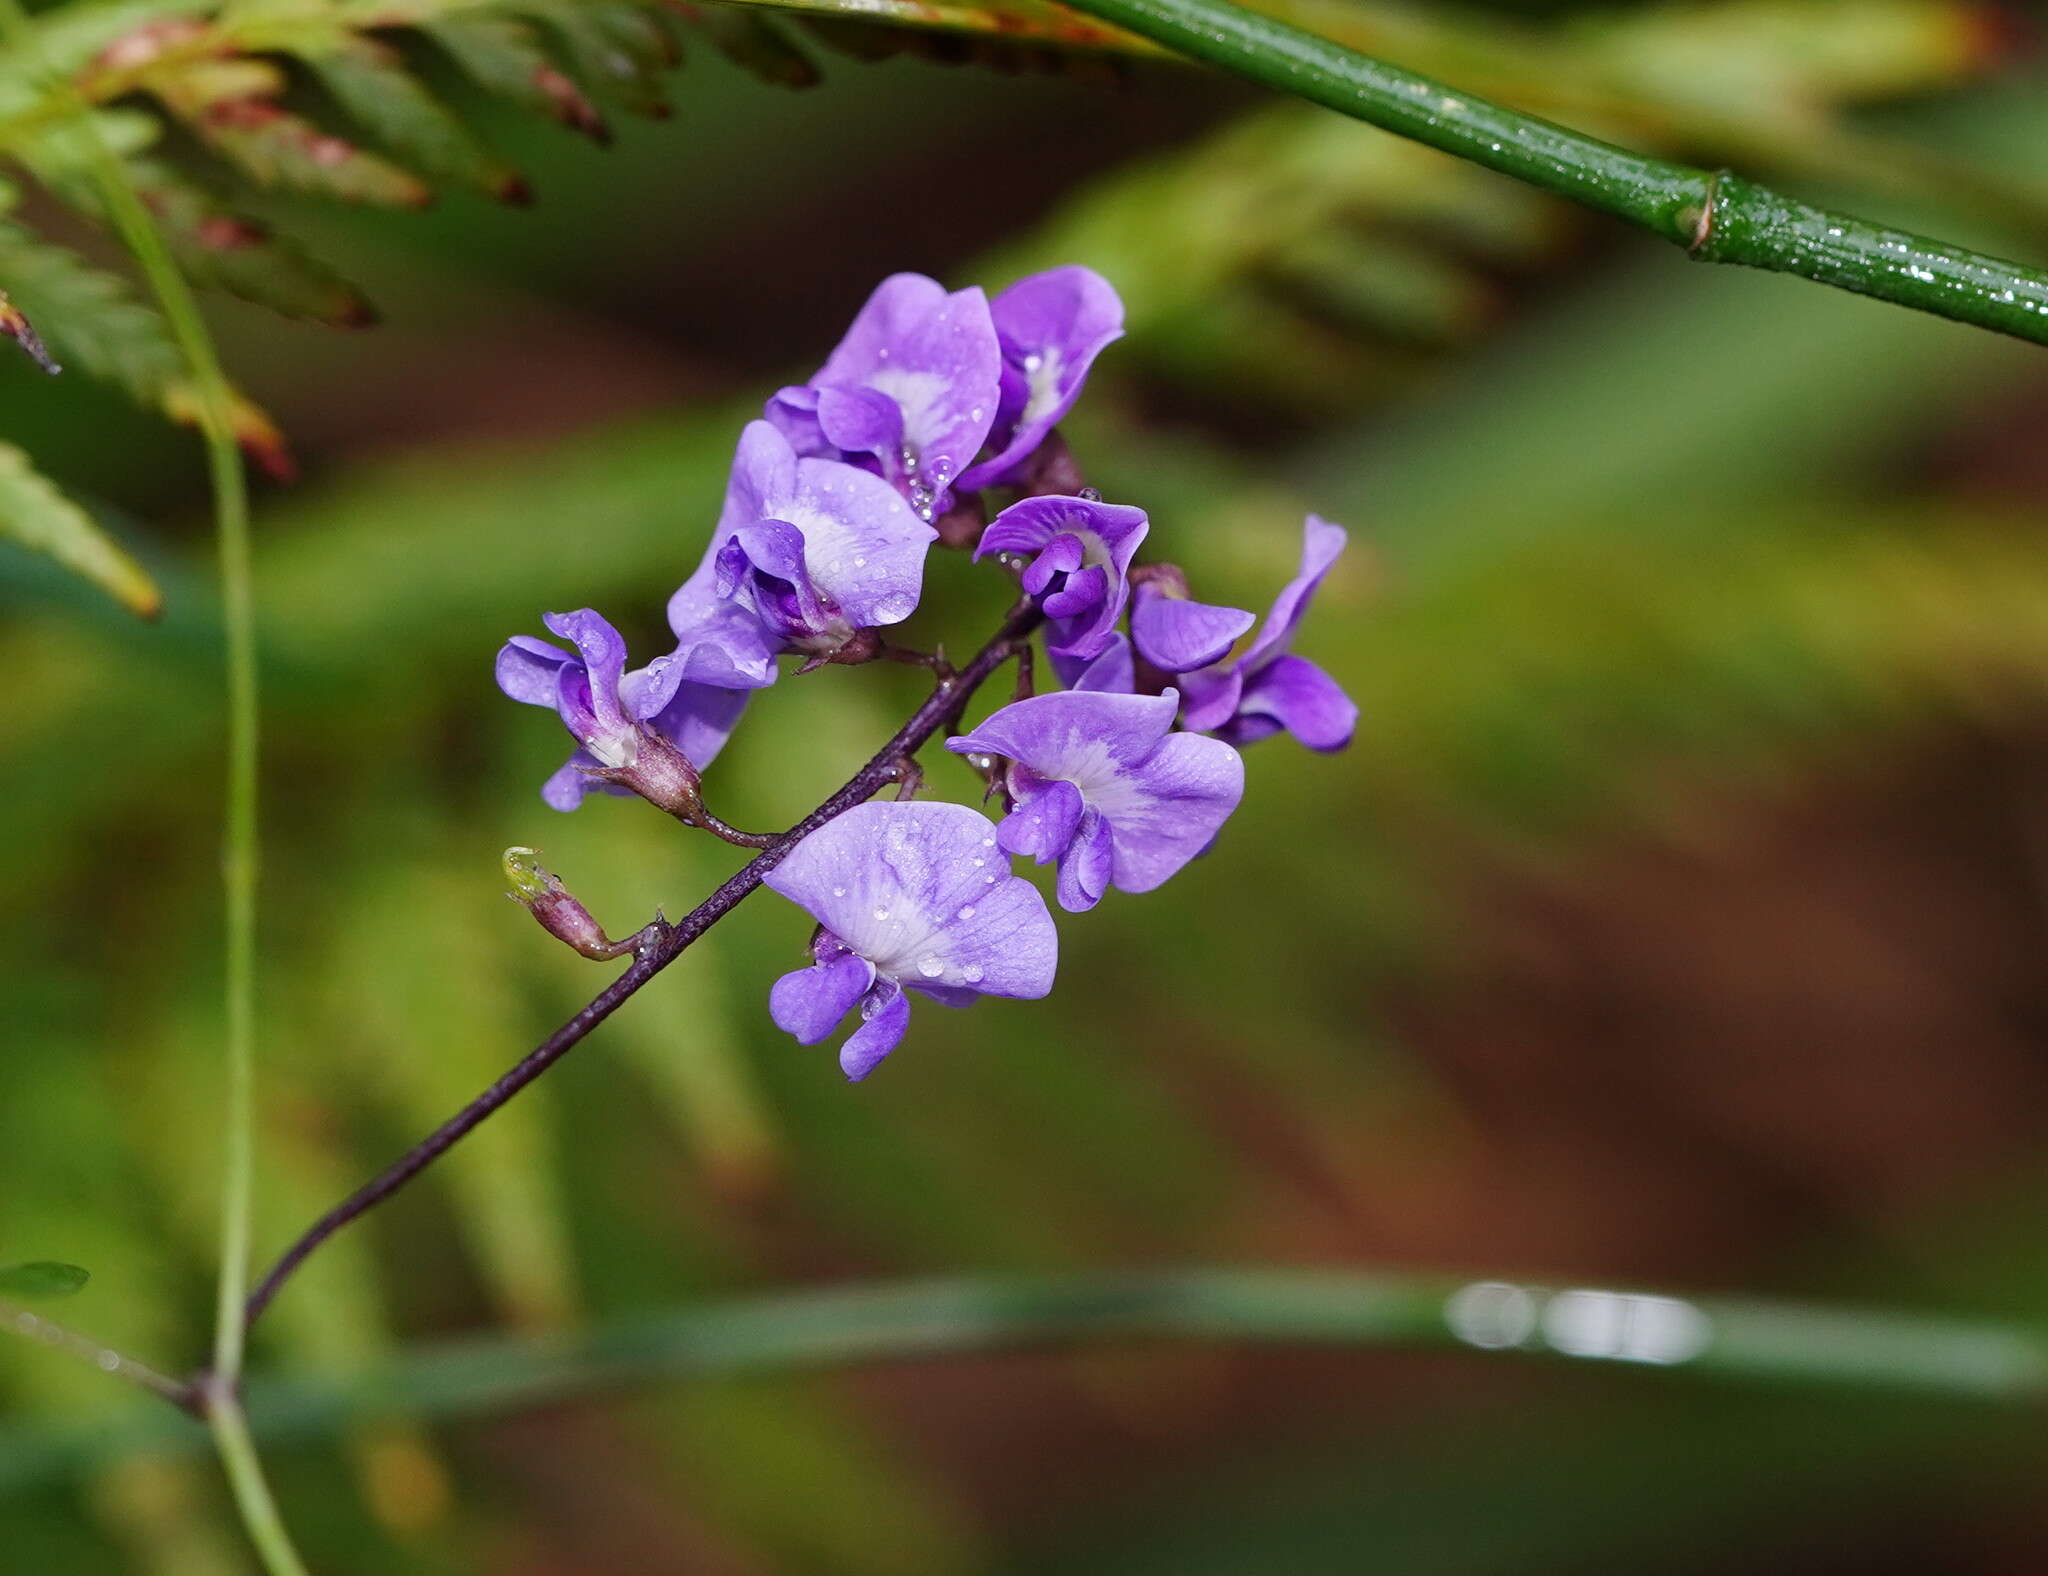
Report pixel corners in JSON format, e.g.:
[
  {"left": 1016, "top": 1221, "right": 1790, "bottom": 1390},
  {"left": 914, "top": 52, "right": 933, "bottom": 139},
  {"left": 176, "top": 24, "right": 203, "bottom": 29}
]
[
  {"left": 873, "top": 907, "right": 891, "bottom": 921},
  {"left": 972, "top": 857, "right": 985, "bottom": 867},
  {"left": 981, "top": 837, "right": 995, "bottom": 847},
  {"left": 832, "top": 886, "right": 846, "bottom": 897},
  {"left": 984, "top": 874, "right": 997, "bottom": 884},
  {"left": 916, "top": 956, "right": 944, "bottom": 978},
  {"left": 962, "top": 964, "right": 984, "bottom": 984},
  {"left": 957, "top": 905, "right": 976, "bottom": 920}
]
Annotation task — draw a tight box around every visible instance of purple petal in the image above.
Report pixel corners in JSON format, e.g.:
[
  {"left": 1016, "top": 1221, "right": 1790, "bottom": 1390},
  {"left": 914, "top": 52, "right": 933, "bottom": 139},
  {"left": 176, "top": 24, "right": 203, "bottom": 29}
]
[
  {"left": 541, "top": 751, "right": 602, "bottom": 811},
  {"left": 717, "top": 422, "right": 802, "bottom": 540},
  {"left": 1177, "top": 663, "right": 1245, "bottom": 734},
  {"left": 1242, "top": 514, "right": 1347, "bottom": 674},
  {"left": 770, "top": 951, "right": 877, "bottom": 1044},
  {"left": 646, "top": 681, "right": 750, "bottom": 770},
  {"left": 951, "top": 688, "right": 1177, "bottom": 773},
  {"left": 1131, "top": 586, "right": 1255, "bottom": 673},
  {"left": 1017, "top": 533, "right": 1084, "bottom": 596},
  {"left": 994, "top": 778, "right": 1085, "bottom": 865},
  {"left": 764, "top": 801, "right": 1056, "bottom": 1000},
  {"left": 1054, "top": 810, "right": 1114, "bottom": 912},
  {"left": 1104, "top": 731, "right": 1244, "bottom": 892},
  {"left": 811, "top": 273, "right": 1000, "bottom": 497},
  {"left": 815, "top": 386, "right": 902, "bottom": 455},
  {"left": 783, "top": 456, "right": 934, "bottom": 630},
  {"left": 541, "top": 610, "right": 631, "bottom": 738},
  {"left": 1068, "top": 633, "right": 1135, "bottom": 694},
  {"left": 763, "top": 385, "right": 828, "bottom": 456},
  {"left": 1040, "top": 564, "right": 1109, "bottom": 624},
  {"left": 840, "top": 984, "right": 911, "bottom": 1081},
  {"left": 957, "top": 266, "right": 1124, "bottom": 491},
  {"left": 496, "top": 634, "right": 570, "bottom": 707},
  {"left": 1224, "top": 653, "right": 1357, "bottom": 752}
]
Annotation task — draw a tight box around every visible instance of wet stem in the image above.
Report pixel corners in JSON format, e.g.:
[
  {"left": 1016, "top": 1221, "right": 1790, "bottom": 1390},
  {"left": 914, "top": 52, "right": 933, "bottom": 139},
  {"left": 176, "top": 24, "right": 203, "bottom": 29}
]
[{"left": 0, "top": 3, "right": 306, "bottom": 1569}]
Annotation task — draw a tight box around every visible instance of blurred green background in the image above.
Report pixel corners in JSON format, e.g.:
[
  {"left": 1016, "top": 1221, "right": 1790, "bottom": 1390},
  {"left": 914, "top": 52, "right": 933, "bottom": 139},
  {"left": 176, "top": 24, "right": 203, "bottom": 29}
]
[{"left": 9, "top": 0, "right": 2048, "bottom": 1568}]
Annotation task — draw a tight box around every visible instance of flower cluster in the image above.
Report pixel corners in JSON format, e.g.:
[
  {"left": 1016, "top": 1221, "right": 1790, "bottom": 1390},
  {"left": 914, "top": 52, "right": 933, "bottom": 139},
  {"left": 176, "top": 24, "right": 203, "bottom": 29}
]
[{"left": 499, "top": 267, "right": 1357, "bottom": 1080}]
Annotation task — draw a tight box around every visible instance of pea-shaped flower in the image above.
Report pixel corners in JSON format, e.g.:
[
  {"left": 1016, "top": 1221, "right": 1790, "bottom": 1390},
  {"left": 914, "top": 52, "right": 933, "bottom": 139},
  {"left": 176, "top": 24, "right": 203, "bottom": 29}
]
[
  {"left": 947, "top": 689, "right": 1244, "bottom": 913},
  {"left": 976, "top": 494, "right": 1147, "bottom": 663},
  {"left": 764, "top": 802, "right": 1058, "bottom": 1081},
  {"left": 496, "top": 609, "right": 747, "bottom": 812},
  {"left": 957, "top": 265, "right": 1124, "bottom": 492},
  {"left": 765, "top": 272, "right": 1002, "bottom": 518},
  {"left": 669, "top": 421, "right": 938, "bottom": 670},
  {"left": 1180, "top": 515, "right": 1358, "bottom": 752}
]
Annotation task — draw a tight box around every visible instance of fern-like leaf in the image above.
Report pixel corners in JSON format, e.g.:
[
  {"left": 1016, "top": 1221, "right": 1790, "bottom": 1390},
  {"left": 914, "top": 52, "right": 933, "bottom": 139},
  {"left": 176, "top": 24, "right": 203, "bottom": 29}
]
[{"left": 0, "top": 441, "right": 160, "bottom": 616}]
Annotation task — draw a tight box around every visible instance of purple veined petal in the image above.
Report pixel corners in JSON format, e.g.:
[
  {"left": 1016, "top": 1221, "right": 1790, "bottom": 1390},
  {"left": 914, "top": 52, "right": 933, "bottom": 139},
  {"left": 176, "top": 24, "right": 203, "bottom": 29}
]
[
  {"left": 840, "top": 982, "right": 911, "bottom": 1081},
  {"left": 782, "top": 456, "right": 935, "bottom": 630},
  {"left": 1016, "top": 533, "right": 1084, "bottom": 596},
  {"left": 1103, "top": 730, "right": 1244, "bottom": 893},
  {"left": 1241, "top": 513, "right": 1348, "bottom": 675},
  {"left": 763, "top": 385, "right": 828, "bottom": 456},
  {"left": 1131, "top": 585, "right": 1255, "bottom": 673},
  {"left": 957, "top": 266, "right": 1126, "bottom": 492},
  {"left": 717, "top": 421, "right": 802, "bottom": 539},
  {"left": 1068, "top": 633, "right": 1136, "bottom": 694},
  {"left": 764, "top": 801, "right": 1056, "bottom": 1001},
  {"left": 1054, "top": 809, "right": 1115, "bottom": 912},
  {"left": 1226, "top": 652, "right": 1357, "bottom": 752},
  {"left": 814, "top": 386, "right": 902, "bottom": 455},
  {"left": 1177, "top": 662, "right": 1245, "bottom": 734},
  {"left": 541, "top": 609, "right": 633, "bottom": 741},
  {"left": 646, "top": 680, "right": 751, "bottom": 770},
  {"left": 617, "top": 651, "right": 691, "bottom": 724},
  {"left": 770, "top": 951, "right": 878, "bottom": 1044},
  {"left": 951, "top": 688, "right": 1177, "bottom": 774},
  {"left": 993, "top": 777, "right": 1086, "bottom": 864},
  {"left": 496, "top": 634, "right": 570, "bottom": 707}
]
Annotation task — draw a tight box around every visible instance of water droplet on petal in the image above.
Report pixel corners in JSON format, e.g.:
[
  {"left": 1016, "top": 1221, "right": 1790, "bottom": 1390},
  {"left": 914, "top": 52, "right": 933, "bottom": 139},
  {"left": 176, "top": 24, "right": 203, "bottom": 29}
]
[
  {"left": 873, "top": 907, "right": 890, "bottom": 921},
  {"left": 981, "top": 837, "right": 995, "bottom": 847},
  {"left": 957, "top": 905, "right": 975, "bottom": 920},
  {"left": 916, "top": 956, "right": 944, "bottom": 978},
  {"left": 962, "top": 964, "right": 984, "bottom": 984},
  {"left": 971, "top": 857, "right": 984, "bottom": 868},
  {"left": 832, "top": 886, "right": 845, "bottom": 897}
]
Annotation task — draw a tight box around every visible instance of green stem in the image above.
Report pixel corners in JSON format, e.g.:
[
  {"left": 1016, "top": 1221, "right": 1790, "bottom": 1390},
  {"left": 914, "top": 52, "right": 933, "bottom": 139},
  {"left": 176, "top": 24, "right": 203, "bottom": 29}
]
[
  {"left": 1, "top": 1269, "right": 2042, "bottom": 1491},
  {"left": 0, "top": 4, "right": 295, "bottom": 1568},
  {"left": 1052, "top": 0, "right": 2048, "bottom": 344},
  {"left": 205, "top": 1389, "right": 311, "bottom": 1576}
]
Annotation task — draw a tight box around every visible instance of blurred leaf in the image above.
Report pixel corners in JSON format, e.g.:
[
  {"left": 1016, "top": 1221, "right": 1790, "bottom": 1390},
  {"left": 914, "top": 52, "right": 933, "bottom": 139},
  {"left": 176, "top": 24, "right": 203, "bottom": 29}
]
[
  {"left": 0, "top": 1262, "right": 89, "bottom": 1299},
  {"left": 301, "top": 38, "right": 526, "bottom": 203},
  {"left": 422, "top": 13, "right": 610, "bottom": 141},
  {"left": 0, "top": 443, "right": 159, "bottom": 616}
]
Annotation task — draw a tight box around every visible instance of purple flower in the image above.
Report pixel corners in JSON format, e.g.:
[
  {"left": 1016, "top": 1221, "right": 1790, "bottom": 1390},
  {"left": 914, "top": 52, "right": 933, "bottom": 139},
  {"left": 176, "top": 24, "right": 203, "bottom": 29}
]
[
  {"left": 946, "top": 689, "right": 1243, "bottom": 912},
  {"left": 496, "top": 609, "right": 748, "bottom": 811},
  {"left": 765, "top": 273, "right": 1002, "bottom": 519},
  {"left": 764, "top": 802, "right": 1058, "bottom": 1081},
  {"left": 976, "top": 494, "right": 1147, "bottom": 662},
  {"left": 956, "top": 266, "right": 1124, "bottom": 492},
  {"left": 668, "top": 421, "right": 937, "bottom": 667},
  {"left": 1180, "top": 515, "right": 1357, "bottom": 752}
]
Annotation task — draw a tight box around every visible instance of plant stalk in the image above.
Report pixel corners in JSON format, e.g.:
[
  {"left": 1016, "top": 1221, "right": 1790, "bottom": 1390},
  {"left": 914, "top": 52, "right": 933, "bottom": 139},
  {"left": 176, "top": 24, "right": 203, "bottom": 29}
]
[{"left": 1052, "top": 0, "right": 2048, "bottom": 344}]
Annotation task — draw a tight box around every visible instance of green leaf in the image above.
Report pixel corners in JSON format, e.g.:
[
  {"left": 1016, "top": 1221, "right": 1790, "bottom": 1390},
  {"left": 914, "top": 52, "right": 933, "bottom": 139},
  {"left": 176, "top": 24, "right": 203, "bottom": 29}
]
[
  {"left": 301, "top": 39, "right": 527, "bottom": 203},
  {"left": 0, "top": 444, "right": 160, "bottom": 617},
  {"left": 674, "top": 4, "right": 818, "bottom": 89},
  {"left": 125, "top": 158, "right": 377, "bottom": 328},
  {"left": 526, "top": 0, "right": 679, "bottom": 119},
  {"left": 0, "top": 220, "right": 181, "bottom": 404},
  {"left": 421, "top": 14, "right": 609, "bottom": 142}
]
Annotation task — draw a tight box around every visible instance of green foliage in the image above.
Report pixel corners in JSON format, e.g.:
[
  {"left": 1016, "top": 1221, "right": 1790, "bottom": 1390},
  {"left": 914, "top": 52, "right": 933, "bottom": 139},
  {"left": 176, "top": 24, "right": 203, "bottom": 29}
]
[{"left": 0, "top": 439, "right": 157, "bottom": 613}]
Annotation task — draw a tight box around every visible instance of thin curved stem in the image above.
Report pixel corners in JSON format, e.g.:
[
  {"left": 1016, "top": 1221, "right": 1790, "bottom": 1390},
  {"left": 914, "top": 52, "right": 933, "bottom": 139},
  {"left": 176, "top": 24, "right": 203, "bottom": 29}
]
[
  {"left": 0, "top": 1300, "right": 193, "bottom": 1411},
  {"left": 243, "top": 603, "right": 1046, "bottom": 1334},
  {"left": 0, "top": 3, "right": 297, "bottom": 1565},
  {"left": 1052, "top": 0, "right": 2048, "bottom": 344}
]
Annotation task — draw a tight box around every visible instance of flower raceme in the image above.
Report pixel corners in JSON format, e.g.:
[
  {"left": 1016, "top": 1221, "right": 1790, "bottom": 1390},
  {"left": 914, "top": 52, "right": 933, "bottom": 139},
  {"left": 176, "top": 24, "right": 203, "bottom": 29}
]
[{"left": 497, "top": 264, "right": 1358, "bottom": 1079}]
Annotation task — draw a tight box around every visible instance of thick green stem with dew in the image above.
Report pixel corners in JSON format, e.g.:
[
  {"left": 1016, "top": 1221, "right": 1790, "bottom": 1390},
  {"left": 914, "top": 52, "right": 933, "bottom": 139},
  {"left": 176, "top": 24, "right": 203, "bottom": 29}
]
[{"left": 1052, "top": 0, "right": 2048, "bottom": 343}]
